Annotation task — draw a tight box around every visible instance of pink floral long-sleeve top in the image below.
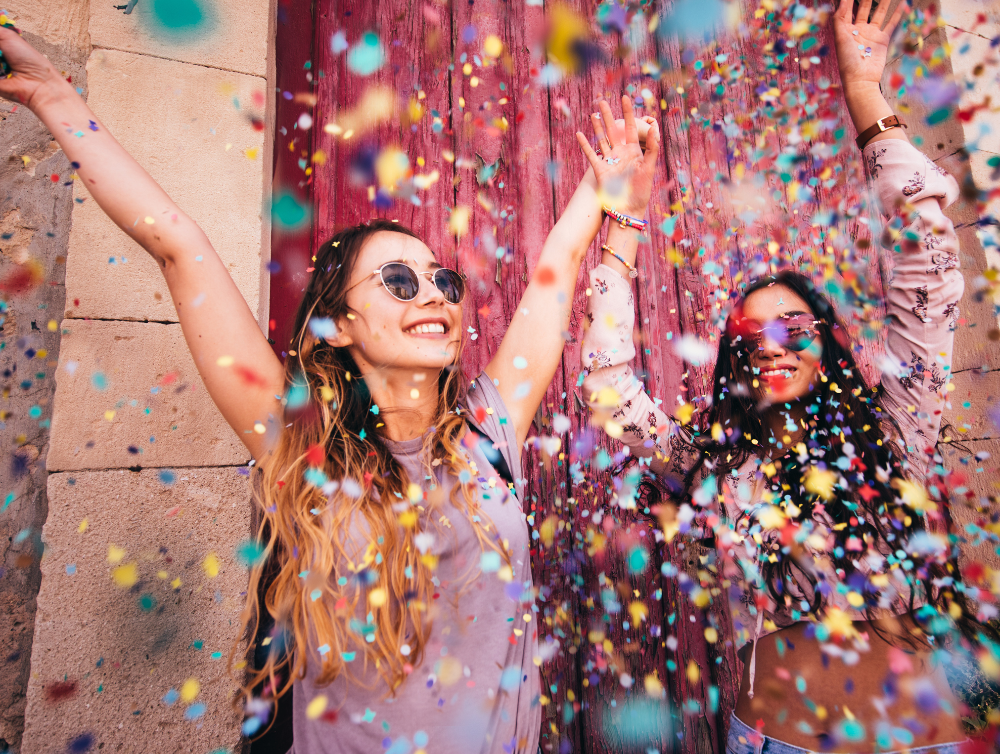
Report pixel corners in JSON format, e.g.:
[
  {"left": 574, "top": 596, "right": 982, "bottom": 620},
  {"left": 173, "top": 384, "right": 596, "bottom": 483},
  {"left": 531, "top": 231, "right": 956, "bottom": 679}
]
[{"left": 581, "top": 139, "right": 963, "bottom": 659}]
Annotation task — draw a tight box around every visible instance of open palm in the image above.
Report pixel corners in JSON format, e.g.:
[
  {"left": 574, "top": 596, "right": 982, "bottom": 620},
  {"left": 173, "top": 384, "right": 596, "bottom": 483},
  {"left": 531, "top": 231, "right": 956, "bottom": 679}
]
[
  {"left": 833, "top": 0, "right": 909, "bottom": 87},
  {"left": 576, "top": 96, "right": 660, "bottom": 221}
]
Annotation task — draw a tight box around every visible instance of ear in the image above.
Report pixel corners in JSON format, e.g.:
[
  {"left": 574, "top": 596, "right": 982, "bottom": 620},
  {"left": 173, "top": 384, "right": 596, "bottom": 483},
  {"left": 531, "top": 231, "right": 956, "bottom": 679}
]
[{"left": 322, "top": 314, "right": 354, "bottom": 348}]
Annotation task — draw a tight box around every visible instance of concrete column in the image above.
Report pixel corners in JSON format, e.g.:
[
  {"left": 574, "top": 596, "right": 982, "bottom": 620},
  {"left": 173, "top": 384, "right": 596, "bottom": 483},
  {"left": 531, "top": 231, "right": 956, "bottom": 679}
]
[{"left": 10, "top": 0, "right": 275, "bottom": 751}]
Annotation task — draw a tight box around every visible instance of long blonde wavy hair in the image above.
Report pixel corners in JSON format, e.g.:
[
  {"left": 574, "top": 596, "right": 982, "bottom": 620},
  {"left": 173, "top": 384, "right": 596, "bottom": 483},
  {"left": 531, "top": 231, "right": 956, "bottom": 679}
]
[{"left": 234, "top": 220, "right": 508, "bottom": 710}]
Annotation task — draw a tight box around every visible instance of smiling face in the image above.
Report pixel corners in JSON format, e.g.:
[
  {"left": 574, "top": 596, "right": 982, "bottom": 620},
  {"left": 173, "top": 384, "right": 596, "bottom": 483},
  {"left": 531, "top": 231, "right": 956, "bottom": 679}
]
[
  {"left": 336, "top": 231, "right": 463, "bottom": 376},
  {"left": 739, "top": 283, "right": 824, "bottom": 404}
]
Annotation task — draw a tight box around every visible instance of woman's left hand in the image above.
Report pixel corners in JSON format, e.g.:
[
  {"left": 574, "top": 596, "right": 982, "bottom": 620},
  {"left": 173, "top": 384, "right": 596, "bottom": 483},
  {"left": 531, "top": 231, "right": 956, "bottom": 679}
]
[
  {"left": 832, "top": 0, "right": 908, "bottom": 91},
  {"left": 576, "top": 96, "right": 660, "bottom": 221}
]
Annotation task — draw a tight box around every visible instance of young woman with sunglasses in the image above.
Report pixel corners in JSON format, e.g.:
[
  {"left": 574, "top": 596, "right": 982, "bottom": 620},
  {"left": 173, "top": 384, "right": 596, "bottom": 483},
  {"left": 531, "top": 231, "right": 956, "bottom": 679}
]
[
  {"left": 0, "top": 26, "right": 661, "bottom": 752},
  {"left": 582, "top": 2, "right": 984, "bottom": 752}
]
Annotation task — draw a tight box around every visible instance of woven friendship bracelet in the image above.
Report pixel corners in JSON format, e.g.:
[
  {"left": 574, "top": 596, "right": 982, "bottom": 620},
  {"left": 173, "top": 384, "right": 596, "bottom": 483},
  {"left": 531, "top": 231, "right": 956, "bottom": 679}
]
[{"left": 602, "top": 206, "right": 647, "bottom": 232}]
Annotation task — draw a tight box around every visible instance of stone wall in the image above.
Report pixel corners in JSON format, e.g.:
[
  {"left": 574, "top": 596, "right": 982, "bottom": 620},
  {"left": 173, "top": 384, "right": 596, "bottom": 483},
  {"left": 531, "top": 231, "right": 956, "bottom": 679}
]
[
  {"left": 0, "top": 26, "right": 88, "bottom": 753},
  {"left": 0, "top": 0, "right": 275, "bottom": 751}
]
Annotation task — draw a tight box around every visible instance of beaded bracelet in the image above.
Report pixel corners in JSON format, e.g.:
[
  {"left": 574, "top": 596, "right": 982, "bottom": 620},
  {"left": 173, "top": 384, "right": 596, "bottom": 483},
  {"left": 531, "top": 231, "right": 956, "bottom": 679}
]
[
  {"left": 601, "top": 244, "right": 638, "bottom": 278},
  {"left": 602, "top": 206, "right": 647, "bottom": 232}
]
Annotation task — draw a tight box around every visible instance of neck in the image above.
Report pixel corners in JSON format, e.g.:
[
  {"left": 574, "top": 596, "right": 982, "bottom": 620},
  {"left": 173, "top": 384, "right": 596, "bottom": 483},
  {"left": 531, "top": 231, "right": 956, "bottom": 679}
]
[
  {"left": 359, "top": 366, "right": 443, "bottom": 442},
  {"left": 761, "top": 400, "right": 810, "bottom": 455}
]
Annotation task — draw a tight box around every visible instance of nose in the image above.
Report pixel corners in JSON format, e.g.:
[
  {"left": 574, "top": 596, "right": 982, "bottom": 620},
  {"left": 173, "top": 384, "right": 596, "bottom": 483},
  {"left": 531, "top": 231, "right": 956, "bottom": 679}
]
[
  {"left": 757, "top": 332, "right": 790, "bottom": 361},
  {"left": 413, "top": 272, "right": 446, "bottom": 306}
]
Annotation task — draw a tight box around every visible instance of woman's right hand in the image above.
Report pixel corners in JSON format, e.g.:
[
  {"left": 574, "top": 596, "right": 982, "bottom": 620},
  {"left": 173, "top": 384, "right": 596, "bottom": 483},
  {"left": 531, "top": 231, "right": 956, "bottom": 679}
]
[
  {"left": 576, "top": 96, "right": 660, "bottom": 222},
  {"left": 0, "top": 25, "right": 65, "bottom": 110}
]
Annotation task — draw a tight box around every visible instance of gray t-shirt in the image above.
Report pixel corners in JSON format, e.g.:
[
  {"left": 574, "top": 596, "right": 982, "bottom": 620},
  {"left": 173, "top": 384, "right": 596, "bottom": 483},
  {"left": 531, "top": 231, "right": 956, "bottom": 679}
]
[{"left": 290, "top": 372, "right": 541, "bottom": 754}]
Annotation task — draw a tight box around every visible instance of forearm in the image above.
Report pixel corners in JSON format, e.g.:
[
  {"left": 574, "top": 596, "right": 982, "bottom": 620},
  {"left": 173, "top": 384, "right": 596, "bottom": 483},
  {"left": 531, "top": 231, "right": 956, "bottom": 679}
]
[
  {"left": 29, "top": 80, "right": 205, "bottom": 264},
  {"left": 843, "top": 83, "right": 907, "bottom": 146},
  {"left": 541, "top": 166, "right": 601, "bottom": 263}
]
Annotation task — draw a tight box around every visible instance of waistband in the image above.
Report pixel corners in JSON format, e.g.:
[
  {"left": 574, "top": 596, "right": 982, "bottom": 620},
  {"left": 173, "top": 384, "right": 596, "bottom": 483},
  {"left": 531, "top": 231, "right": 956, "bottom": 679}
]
[{"left": 727, "top": 714, "right": 966, "bottom": 754}]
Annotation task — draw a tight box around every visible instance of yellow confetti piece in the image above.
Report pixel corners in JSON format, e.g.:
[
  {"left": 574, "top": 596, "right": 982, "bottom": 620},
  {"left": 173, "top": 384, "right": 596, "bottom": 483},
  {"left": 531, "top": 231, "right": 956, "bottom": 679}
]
[
  {"left": 244, "top": 147, "right": 259, "bottom": 160},
  {"left": 320, "top": 386, "right": 335, "bottom": 403},
  {"left": 644, "top": 673, "right": 664, "bottom": 697},
  {"left": 704, "top": 627, "right": 718, "bottom": 643},
  {"left": 306, "top": 694, "right": 328, "bottom": 720},
  {"left": 448, "top": 206, "right": 470, "bottom": 238},
  {"left": 604, "top": 420, "right": 623, "bottom": 439},
  {"left": 112, "top": 563, "right": 138, "bottom": 588},
  {"left": 483, "top": 35, "right": 503, "bottom": 57},
  {"left": 253, "top": 422, "right": 266, "bottom": 434},
  {"left": 686, "top": 659, "right": 700, "bottom": 685},
  {"left": 592, "top": 386, "right": 620, "bottom": 407},
  {"left": 78, "top": 519, "right": 88, "bottom": 533},
  {"left": 673, "top": 402, "right": 694, "bottom": 425},
  {"left": 171, "top": 577, "right": 182, "bottom": 589},
  {"left": 407, "top": 483, "right": 423, "bottom": 503},
  {"left": 104, "top": 410, "right": 116, "bottom": 422},
  {"left": 202, "top": 553, "right": 220, "bottom": 578},
  {"left": 107, "top": 545, "right": 126, "bottom": 563},
  {"left": 398, "top": 510, "right": 417, "bottom": 528},
  {"left": 180, "top": 678, "right": 200, "bottom": 703},
  {"left": 216, "top": 355, "right": 234, "bottom": 367},
  {"left": 628, "top": 601, "right": 648, "bottom": 626},
  {"left": 157, "top": 570, "right": 169, "bottom": 580},
  {"left": 143, "top": 216, "right": 155, "bottom": 224},
  {"left": 47, "top": 320, "right": 58, "bottom": 332},
  {"left": 804, "top": 466, "right": 836, "bottom": 501},
  {"left": 368, "top": 588, "right": 387, "bottom": 607}
]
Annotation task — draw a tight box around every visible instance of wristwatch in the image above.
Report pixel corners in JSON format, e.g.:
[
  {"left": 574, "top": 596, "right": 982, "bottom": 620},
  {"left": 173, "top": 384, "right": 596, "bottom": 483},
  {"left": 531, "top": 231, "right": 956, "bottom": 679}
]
[{"left": 856, "top": 115, "right": 907, "bottom": 150}]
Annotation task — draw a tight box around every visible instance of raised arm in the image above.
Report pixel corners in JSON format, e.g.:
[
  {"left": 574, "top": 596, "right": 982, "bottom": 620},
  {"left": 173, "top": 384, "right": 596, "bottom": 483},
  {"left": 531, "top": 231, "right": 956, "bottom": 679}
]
[
  {"left": 485, "top": 96, "right": 660, "bottom": 448},
  {"left": 0, "top": 27, "right": 284, "bottom": 460},
  {"left": 832, "top": 0, "right": 962, "bottom": 472}
]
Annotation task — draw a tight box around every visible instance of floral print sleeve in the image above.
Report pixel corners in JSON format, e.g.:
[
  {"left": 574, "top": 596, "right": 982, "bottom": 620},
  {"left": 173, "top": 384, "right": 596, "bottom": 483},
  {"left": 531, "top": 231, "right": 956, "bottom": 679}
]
[
  {"left": 864, "top": 139, "right": 964, "bottom": 476},
  {"left": 580, "top": 264, "right": 690, "bottom": 477}
]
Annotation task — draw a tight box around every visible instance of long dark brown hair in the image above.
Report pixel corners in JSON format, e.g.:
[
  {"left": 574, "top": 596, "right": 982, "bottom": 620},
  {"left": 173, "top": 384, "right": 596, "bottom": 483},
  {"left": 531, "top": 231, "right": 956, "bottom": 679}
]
[
  {"left": 645, "top": 270, "right": 985, "bottom": 645},
  {"left": 233, "top": 220, "right": 507, "bottom": 713}
]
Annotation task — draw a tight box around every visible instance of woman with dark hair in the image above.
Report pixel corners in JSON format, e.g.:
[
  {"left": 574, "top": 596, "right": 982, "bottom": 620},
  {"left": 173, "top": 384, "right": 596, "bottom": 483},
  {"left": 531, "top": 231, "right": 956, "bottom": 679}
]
[
  {"left": 583, "top": 1, "right": 981, "bottom": 752},
  {"left": 0, "top": 23, "right": 661, "bottom": 754}
]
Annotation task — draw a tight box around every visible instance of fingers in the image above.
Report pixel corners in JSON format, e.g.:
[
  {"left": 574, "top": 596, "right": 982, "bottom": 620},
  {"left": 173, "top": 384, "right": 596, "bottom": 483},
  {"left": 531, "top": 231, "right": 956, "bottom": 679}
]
[
  {"left": 576, "top": 131, "right": 603, "bottom": 173},
  {"left": 621, "top": 95, "right": 639, "bottom": 145},
  {"left": 598, "top": 99, "right": 620, "bottom": 147},
  {"left": 835, "top": 0, "right": 852, "bottom": 19},
  {"left": 590, "top": 112, "right": 610, "bottom": 153},
  {"left": 870, "top": 0, "right": 890, "bottom": 27},
  {"left": 884, "top": 0, "right": 908, "bottom": 35},
  {"left": 856, "top": 0, "right": 873, "bottom": 25},
  {"left": 641, "top": 119, "right": 661, "bottom": 175}
]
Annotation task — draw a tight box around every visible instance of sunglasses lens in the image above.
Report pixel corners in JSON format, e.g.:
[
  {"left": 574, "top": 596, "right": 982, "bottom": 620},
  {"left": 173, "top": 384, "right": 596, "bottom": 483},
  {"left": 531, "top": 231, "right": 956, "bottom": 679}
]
[
  {"left": 381, "top": 263, "right": 420, "bottom": 301},
  {"left": 434, "top": 269, "right": 465, "bottom": 304},
  {"left": 782, "top": 315, "right": 818, "bottom": 352}
]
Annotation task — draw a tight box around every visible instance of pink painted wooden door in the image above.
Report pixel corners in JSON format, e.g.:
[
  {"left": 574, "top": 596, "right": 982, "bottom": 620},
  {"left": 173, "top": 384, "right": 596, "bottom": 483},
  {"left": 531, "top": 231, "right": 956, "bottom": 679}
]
[{"left": 271, "top": 1, "right": 872, "bottom": 751}]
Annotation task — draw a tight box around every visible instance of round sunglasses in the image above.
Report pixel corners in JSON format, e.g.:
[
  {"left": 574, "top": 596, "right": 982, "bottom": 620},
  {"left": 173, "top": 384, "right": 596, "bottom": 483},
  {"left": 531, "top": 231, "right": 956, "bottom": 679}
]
[
  {"left": 726, "top": 312, "right": 821, "bottom": 353},
  {"left": 359, "top": 262, "right": 466, "bottom": 305}
]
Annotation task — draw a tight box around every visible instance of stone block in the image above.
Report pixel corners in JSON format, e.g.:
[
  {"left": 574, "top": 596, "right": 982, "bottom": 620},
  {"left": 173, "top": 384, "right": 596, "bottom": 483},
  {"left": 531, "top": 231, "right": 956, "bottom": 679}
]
[
  {"left": 939, "top": 437, "right": 1000, "bottom": 573},
  {"left": 5, "top": 1, "right": 90, "bottom": 50},
  {"left": 21, "top": 469, "right": 252, "bottom": 754},
  {"left": 940, "top": 367, "right": 1000, "bottom": 441},
  {"left": 47, "top": 319, "right": 250, "bottom": 471},
  {"left": 64, "top": 49, "right": 267, "bottom": 325},
  {"left": 88, "top": 0, "right": 272, "bottom": 78},
  {"left": 944, "top": 27, "right": 1000, "bottom": 156},
  {"left": 882, "top": 28, "right": 967, "bottom": 163},
  {"left": 940, "top": 0, "right": 1000, "bottom": 42}
]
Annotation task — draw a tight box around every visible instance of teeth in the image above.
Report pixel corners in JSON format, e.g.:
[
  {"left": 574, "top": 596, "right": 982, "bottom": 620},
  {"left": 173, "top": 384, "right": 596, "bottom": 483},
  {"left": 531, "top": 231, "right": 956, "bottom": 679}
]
[
  {"left": 762, "top": 368, "right": 794, "bottom": 377},
  {"left": 407, "top": 323, "right": 446, "bottom": 335}
]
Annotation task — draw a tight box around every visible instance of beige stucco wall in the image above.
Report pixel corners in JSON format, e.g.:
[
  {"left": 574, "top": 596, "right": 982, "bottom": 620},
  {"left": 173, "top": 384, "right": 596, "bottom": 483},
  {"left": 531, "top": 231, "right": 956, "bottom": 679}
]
[{"left": 7, "top": 0, "right": 275, "bottom": 750}]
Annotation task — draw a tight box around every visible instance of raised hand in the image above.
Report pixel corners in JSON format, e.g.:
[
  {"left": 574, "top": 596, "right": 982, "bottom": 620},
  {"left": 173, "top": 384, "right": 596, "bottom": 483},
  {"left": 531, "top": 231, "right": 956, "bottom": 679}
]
[
  {"left": 832, "top": 0, "right": 909, "bottom": 88},
  {"left": 0, "top": 25, "right": 63, "bottom": 110},
  {"left": 575, "top": 96, "right": 660, "bottom": 222}
]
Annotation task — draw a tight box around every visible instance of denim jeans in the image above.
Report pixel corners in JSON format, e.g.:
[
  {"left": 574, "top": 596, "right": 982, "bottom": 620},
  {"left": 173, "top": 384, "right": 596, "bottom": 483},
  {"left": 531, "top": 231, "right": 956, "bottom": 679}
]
[{"left": 726, "top": 713, "right": 965, "bottom": 754}]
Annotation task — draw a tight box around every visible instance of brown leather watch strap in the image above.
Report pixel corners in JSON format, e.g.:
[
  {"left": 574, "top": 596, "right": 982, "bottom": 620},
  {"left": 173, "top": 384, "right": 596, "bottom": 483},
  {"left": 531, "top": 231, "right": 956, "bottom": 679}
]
[{"left": 855, "top": 114, "right": 907, "bottom": 150}]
